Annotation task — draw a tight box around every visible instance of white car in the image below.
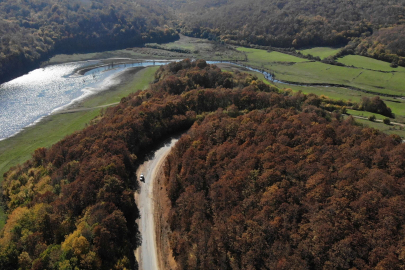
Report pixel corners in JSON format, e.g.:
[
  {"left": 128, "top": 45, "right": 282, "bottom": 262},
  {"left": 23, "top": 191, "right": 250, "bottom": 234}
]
[{"left": 140, "top": 174, "right": 145, "bottom": 182}]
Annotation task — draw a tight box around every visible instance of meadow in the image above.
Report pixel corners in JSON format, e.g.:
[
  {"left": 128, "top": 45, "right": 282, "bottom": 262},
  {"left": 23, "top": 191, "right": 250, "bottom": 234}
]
[
  {"left": 239, "top": 47, "right": 405, "bottom": 123},
  {"left": 346, "top": 116, "right": 405, "bottom": 138},
  {"left": 298, "top": 47, "right": 342, "bottom": 59},
  {"left": 337, "top": 55, "right": 405, "bottom": 72},
  {"left": 239, "top": 47, "right": 405, "bottom": 95}
]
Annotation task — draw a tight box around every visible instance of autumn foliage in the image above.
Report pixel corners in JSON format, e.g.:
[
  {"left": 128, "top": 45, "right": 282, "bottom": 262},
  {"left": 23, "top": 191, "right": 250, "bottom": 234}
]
[
  {"left": 1, "top": 59, "right": 404, "bottom": 269},
  {"left": 164, "top": 106, "right": 405, "bottom": 269},
  {"left": 0, "top": 60, "right": 281, "bottom": 269}
]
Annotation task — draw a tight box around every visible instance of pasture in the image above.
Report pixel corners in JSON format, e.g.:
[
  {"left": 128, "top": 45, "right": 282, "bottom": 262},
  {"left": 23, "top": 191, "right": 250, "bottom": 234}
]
[{"left": 299, "top": 47, "right": 342, "bottom": 59}]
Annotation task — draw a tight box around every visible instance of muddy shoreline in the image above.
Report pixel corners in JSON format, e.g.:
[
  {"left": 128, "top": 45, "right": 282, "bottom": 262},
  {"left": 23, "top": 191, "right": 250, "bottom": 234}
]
[{"left": 54, "top": 66, "right": 145, "bottom": 114}]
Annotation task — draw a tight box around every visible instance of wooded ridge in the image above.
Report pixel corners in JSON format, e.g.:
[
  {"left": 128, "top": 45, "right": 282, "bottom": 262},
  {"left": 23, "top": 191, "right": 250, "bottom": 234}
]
[{"left": 1, "top": 59, "right": 404, "bottom": 269}]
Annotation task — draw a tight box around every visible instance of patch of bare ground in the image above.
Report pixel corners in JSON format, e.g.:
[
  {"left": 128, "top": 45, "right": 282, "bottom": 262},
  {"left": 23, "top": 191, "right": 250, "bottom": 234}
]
[{"left": 154, "top": 160, "right": 178, "bottom": 270}]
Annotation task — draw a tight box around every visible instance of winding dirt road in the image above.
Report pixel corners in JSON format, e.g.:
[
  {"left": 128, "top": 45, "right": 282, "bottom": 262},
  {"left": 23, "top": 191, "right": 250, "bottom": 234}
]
[{"left": 135, "top": 138, "right": 178, "bottom": 270}]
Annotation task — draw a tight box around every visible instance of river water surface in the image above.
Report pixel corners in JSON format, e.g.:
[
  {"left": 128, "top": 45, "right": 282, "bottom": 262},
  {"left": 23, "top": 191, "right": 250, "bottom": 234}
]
[{"left": 0, "top": 60, "right": 173, "bottom": 140}]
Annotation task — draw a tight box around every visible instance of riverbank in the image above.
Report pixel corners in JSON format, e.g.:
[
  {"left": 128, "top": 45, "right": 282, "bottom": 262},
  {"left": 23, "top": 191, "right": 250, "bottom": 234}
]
[
  {"left": 0, "top": 65, "right": 159, "bottom": 228},
  {"left": 44, "top": 34, "right": 245, "bottom": 68}
]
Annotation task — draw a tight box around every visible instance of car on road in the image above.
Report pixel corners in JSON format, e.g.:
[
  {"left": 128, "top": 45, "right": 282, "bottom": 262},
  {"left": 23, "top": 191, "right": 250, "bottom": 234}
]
[{"left": 140, "top": 174, "right": 145, "bottom": 182}]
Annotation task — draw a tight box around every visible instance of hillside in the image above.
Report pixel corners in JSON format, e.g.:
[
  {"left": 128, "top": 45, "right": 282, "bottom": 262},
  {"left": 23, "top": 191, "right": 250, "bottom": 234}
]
[
  {"left": 0, "top": 60, "right": 281, "bottom": 269},
  {"left": 0, "top": 0, "right": 178, "bottom": 84},
  {"left": 164, "top": 99, "right": 405, "bottom": 269},
  {"left": 164, "top": 0, "right": 405, "bottom": 63},
  {"left": 347, "top": 25, "right": 405, "bottom": 66}
]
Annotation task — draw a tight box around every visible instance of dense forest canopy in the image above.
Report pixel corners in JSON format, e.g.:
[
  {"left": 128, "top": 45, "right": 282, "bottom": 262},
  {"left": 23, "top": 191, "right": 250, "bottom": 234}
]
[
  {"left": 164, "top": 90, "right": 405, "bottom": 269},
  {"left": 0, "top": 59, "right": 285, "bottom": 269},
  {"left": 0, "top": 0, "right": 178, "bottom": 83}
]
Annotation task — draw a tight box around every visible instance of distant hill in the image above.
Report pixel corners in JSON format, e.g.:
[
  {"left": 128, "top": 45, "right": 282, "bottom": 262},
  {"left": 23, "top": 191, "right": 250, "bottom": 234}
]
[
  {"left": 0, "top": 0, "right": 178, "bottom": 84},
  {"left": 347, "top": 25, "right": 405, "bottom": 66},
  {"left": 163, "top": 0, "right": 405, "bottom": 63}
]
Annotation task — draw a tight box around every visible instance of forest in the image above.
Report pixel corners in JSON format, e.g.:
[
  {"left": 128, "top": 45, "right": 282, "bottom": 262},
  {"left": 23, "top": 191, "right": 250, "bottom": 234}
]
[
  {"left": 164, "top": 95, "right": 405, "bottom": 269},
  {"left": 0, "top": 60, "right": 281, "bottom": 269},
  {"left": 0, "top": 0, "right": 178, "bottom": 84},
  {"left": 1, "top": 59, "right": 404, "bottom": 269},
  {"left": 164, "top": 0, "right": 405, "bottom": 65},
  {"left": 347, "top": 25, "right": 405, "bottom": 66}
]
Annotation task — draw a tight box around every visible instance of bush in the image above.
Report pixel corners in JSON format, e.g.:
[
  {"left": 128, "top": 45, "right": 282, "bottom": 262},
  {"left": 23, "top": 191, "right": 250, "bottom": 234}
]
[
  {"left": 359, "top": 96, "right": 394, "bottom": 118},
  {"left": 390, "top": 61, "right": 398, "bottom": 68},
  {"left": 368, "top": 115, "right": 376, "bottom": 121},
  {"left": 383, "top": 117, "right": 391, "bottom": 125}
]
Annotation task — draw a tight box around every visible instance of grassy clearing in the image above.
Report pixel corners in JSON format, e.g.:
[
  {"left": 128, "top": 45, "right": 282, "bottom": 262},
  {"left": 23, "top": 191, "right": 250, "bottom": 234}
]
[
  {"left": 337, "top": 55, "right": 405, "bottom": 72},
  {"left": 280, "top": 84, "right": 367, "bottom": 102},
  {"left": 241, "top": 47, "right": 405, "bottom": 98},
  {"left": 273, "top": 61, "right": 362, "bottom": 84},
  {"left": 157, "top": 35, "right": 205, "bottom": 52},
  {"left": 350, "top": 117, "right": 405, "bottom": 137},
  {"left": 237, "top": 47, "right": 308, "bottom": 63},
  {"left": 276, "top": 84, "right": 405, "bottom": 119},
  {"left": 219, "top": 62, "right": 405, "bottom": 121},
  {"left": 84, "top": 66, "right": 158, "bottom": 107},
  {"left": 227, "top": 55, "right": 405, "bottom": 137},
  {"left": 346, "top": 109, "right": 389, "bottom": 120},
  {"left": 223, "top": 64, "right": 405, "bottom": 139},
  {"left": 0, "top": 66, "right": 158, "bottom": 228},
  {"left": 48, "top": 35, "right": 246, "bottom": 66},
  {"left": 299, "top": 47, "right": 342, "bottom": 59}
]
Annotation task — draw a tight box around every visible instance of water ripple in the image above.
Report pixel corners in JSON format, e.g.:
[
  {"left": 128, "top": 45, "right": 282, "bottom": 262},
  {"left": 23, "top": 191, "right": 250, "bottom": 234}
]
[{"left": 0, "top": 60, "right": 174, "bottom": 140}]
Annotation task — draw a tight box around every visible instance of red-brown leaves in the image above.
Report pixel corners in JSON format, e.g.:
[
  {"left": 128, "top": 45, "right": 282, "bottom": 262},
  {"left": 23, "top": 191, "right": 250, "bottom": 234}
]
[{"left": 164, "top": 107, "right": 405, "bottom": 269}]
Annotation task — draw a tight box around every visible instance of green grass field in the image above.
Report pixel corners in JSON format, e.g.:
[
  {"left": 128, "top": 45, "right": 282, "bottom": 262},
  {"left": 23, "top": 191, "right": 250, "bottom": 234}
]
[
  {"left": 240, "top": 47, "right": 405, "bottom": 98},
  {"left": 0, "top": 66, "right": 158, "bottom": 228},
  {"left": 237, "top": 47, "right": 308, "bottom": 63},
  {"left": 337, "top": 55, "right": 405, "bottom": 72},
  {"left": 281, "top": 84, "right": 367, "bottom": 102},
  {"left": 349, "top": 117, "right": 405, "bottom": 137},
  {"left": 299, "top": 47, "right": 342, "bottom": 59},
  {"left": 346, "top": 109, "right": 388, "bottom": 120}
]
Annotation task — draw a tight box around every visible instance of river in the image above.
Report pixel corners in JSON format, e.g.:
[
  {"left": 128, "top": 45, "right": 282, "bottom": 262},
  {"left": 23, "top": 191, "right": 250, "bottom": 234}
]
[{"left": 0, "top": 60, "right": 175, "bottom": 141}]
